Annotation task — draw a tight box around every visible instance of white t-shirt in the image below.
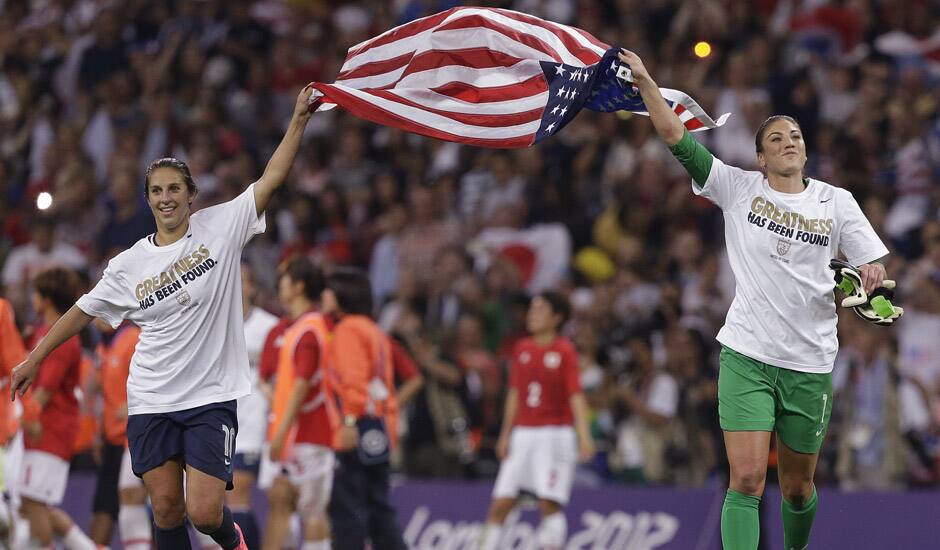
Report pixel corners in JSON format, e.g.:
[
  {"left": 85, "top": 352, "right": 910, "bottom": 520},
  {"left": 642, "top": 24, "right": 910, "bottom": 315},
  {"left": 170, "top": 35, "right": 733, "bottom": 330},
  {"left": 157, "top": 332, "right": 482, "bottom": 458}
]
[
  {"left": 237, "top": 306, "right": 279, "bottom": 453},
  {"left": 694, "top": 158, "right": 888, "bottom": 373},
  {"left": 76, "top": 185, "right": 266, "bottom": 414}
]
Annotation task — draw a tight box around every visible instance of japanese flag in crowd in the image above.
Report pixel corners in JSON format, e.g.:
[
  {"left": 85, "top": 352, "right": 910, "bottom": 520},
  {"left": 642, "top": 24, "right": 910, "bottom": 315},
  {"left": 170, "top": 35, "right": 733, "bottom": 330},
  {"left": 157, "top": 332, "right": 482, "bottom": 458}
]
[
  {"left": 309, "top": 7, "right": 729, "bottom": 148},
  {"left": 469, "top": 224, "right": 572, "bottom": 293}
]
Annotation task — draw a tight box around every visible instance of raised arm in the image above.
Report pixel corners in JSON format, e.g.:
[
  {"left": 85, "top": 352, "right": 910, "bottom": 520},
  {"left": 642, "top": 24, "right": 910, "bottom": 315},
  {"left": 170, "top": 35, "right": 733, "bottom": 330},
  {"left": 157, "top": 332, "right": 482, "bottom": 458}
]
[
  {"left": 253, "top": 85, "right": 316, "bottom": 215},
  {"left": 11, "top": 305, "right": 94, "bottom": 400},
  {"left": 617, "top": 49, "right": 685, "bottom": 146},
  {"left": 619, "top": 49, "right": 716, "bottom": 189}
]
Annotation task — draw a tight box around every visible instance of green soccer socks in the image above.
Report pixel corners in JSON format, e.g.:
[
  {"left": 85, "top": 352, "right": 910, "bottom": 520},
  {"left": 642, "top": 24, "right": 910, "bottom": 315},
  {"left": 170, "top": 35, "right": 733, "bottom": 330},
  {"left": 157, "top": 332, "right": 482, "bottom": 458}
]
[
  {"left": 781, "top": 486, "right": 818, "bottom": 550},
  {"left": 721, "top": 488, "right": 761, "bottom": 549}
]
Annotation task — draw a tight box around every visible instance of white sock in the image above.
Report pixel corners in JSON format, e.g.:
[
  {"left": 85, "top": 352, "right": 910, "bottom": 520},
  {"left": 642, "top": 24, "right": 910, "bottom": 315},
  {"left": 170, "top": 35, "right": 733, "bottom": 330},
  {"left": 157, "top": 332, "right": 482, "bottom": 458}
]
[
  {"left": 301, "top": 540, "right": 331, "bottom": 550},
  {"left": 537, "top": 512, "right": 567, "bottom": 549},
  {"left": 62, "top": 525, "right": 99, "bottom": 550},
  {"left": 479, "top": 522, "right": 502, "bottom": 550},
  {"left": 286, "top": 514, "right": 301, "bottom": 549},
  {"left": 119, "top": 505, "right": 152, "bottom": 550},
  {"left": 14, "top": 518, "right": 32, "bottom": 549},
  {"left": 194, "top": 528, "right": 218, "bottom": 549}
]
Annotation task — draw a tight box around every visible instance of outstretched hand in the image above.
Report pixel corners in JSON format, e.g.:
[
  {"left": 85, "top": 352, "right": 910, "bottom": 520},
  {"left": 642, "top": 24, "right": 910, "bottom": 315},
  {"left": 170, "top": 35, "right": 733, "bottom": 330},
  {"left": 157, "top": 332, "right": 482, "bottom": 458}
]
[
  {"left": 10, "top": 358, "right": 39, "bottom": 401},
  {"left": 617, "top": 49, "right": 653, "bottom": 85}
]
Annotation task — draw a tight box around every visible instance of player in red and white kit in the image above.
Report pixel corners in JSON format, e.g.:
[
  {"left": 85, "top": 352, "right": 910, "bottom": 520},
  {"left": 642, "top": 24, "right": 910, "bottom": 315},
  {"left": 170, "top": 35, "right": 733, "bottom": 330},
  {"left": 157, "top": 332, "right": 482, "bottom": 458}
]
[
  {"left": 479, "top": 291, "right": 594, "bottom": 550},
  {"left": 19, "top": 268, "right": 102, "bottom": 550}
]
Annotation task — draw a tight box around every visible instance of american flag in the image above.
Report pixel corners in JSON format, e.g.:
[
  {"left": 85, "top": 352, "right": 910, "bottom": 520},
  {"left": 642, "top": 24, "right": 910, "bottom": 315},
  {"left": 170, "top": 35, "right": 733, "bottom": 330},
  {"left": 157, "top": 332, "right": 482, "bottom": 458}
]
[{"left": 310, "top": 7, "right": 729, "bottom": 148}]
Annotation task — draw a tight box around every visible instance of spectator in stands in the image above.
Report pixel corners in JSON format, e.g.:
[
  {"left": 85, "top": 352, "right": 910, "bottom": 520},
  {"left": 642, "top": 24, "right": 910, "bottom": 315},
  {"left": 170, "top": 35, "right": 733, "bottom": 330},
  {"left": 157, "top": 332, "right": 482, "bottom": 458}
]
[
  {"left": 1, "top": 216, "right": 87, "bottom": 319},
  {"left": 833, "top": 316, "right": 908, "bottom": 491}
]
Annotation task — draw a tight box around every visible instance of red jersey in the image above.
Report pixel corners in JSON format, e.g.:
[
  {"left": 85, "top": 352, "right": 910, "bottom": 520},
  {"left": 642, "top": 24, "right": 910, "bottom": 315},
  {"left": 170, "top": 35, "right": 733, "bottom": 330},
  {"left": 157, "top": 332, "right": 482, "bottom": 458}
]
[
  {"left": 509, "top": 336, "right": 581, "bottom": 427},
  {"left": 26, "top": 325, "right": 82, "bottom": 460},
  {"left": 290, "top": 314, "right": 336, "bottom": 447}
]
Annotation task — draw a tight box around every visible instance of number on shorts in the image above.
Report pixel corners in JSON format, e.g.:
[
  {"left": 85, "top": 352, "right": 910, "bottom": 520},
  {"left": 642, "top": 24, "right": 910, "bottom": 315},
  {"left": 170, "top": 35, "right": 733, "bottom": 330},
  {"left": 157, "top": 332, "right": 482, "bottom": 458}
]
[
  {"left": 221, "top": 424, "right": 236, "bottom": 464},
  {"left": 815, "top": 394, "right": 828, "bottom": 437},
  {"left": 526, "top": 381, "right": 542, "bottom": 408}
]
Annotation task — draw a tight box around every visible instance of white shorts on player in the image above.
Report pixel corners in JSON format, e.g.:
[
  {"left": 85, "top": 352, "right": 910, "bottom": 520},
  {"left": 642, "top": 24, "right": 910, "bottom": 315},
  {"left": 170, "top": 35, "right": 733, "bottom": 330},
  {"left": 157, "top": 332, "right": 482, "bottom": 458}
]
[
  {"left": 256, "top": 445, "right": 279, "bottom": 492},
  {"left": 492, "top": 426, "right": 577, "bottom": 505},
  {"left": 259, "top": 443, "right": 335, "bottom": 515},
  {"left": 2, "top": 432, "right": 24, "bottom": 507},
  {"left": 289, "top": 444, "right": 335, "bottom": 516},
  {"left": 19, "top": 450, "right": 70, "bottom": 506}
]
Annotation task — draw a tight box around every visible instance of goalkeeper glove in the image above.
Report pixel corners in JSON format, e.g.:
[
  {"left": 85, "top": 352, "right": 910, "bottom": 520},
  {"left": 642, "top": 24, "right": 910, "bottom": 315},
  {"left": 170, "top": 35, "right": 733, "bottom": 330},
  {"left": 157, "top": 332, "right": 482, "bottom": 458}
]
[{"left": 829, "top": 259, "right": 904, "bottom": 326}]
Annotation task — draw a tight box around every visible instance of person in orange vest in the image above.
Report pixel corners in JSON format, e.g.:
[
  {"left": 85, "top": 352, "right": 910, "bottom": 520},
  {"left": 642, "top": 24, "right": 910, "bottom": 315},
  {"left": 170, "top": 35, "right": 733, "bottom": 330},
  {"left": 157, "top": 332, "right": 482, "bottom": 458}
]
[
  {"left": 73, "top": 352, "right": 99, "bottom": 459},
  {"left": 322, "top": 267, "right": 406, "bottom": 550},
  {"left": 0, "top": 296, "right": 27, "bottom": 545},
  {"left": 263, "top": 256, "right": 336, "bottom": 550},
  {"left": 20, "top": 268, "right": 102, "bottom": 549},
  {"left": 88, "top": 318, "right": 151, "bottom": 550}
]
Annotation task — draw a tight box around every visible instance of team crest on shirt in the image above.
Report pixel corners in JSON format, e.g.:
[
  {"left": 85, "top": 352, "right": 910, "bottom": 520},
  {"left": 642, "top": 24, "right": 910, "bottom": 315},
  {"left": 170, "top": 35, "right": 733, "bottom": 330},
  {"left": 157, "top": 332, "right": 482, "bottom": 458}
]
[
  {"left": 519, "top": 351, "right": 531, "bottom": 364},
  {"left": 176, "top": 289, "right": 192, "bottom": 306},
  {"left": 544, "top": 351, "right": 561, "bottom": 369},
  {"left": 776, "top": 239, "right": 791, "bottom": 256}
]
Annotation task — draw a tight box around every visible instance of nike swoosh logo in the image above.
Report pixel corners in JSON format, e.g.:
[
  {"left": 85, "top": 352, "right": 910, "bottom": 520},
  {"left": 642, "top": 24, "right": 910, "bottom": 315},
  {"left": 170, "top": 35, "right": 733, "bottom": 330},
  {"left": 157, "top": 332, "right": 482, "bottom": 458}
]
[
  {"left": 816, "top": 428, "right": 824, "bottom": 437},
  {"left": 820, "top": 198, "right": 831, "bottom": 203}
]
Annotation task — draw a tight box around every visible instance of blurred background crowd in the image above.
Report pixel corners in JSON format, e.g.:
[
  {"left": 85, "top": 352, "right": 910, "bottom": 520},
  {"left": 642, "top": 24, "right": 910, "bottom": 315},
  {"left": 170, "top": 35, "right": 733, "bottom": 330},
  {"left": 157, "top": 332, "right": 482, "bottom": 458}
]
[{"left": 1, "top": 0, "right": 939, "bottom": 493}]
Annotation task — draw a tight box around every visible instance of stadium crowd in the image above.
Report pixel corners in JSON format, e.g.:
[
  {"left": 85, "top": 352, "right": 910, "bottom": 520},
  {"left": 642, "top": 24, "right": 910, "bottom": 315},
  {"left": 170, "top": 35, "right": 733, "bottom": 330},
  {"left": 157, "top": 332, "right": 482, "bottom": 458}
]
[{"left": 1, "top": 0, "right": 939, "bottom": 505}]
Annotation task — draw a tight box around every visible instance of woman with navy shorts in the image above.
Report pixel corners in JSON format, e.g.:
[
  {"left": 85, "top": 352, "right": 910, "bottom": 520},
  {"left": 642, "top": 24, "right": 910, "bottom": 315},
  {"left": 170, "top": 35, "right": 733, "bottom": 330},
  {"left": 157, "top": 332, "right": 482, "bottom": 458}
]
[{"left": 11, "top": 86, "right": 317, "bottom": 550}]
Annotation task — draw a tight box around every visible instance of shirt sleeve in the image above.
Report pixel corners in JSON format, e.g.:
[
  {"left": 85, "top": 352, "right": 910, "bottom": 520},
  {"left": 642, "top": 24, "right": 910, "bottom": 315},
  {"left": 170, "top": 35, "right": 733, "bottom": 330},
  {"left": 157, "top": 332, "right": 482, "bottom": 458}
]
[
  {"left": 196, "top": 183, "right": 266, "bottom": 248},
  {"left": 561, "top": 343, "right": 582, "bottom": 398},
  {"left": 292, "top": 331, "right": 321, "bottom": 382},
  {"left": 390, "top": 338, "right": 419, "bottom": 382},
  {"left": 670, "top": 128, "right": 748, "bottom": 210},
  {"left": 669, "top": 128, "right": 714, "bottom": 188},
  {"left": 836, "top": 190, "right": 890, "bottom": 266},
  {"left": 259, "top": 322, "right": 286, "bottom": 381},
  {"left": 75, "top": 262, "right": 134, "bottom": 328}
]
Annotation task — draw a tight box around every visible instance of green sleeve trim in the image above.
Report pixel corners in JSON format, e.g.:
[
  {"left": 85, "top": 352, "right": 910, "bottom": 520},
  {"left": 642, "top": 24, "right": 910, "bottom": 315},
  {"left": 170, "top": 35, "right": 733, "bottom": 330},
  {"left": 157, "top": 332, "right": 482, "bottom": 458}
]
[{"left": 668, "top": 128, "right": 714, "bottom": 189}]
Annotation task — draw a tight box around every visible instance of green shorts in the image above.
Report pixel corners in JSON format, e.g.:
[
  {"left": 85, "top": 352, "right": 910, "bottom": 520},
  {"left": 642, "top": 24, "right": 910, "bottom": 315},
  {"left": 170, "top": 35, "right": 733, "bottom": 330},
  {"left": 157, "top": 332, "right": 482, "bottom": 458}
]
[{"left": 718, "top": 346, "right": 833, "bottom": 454}]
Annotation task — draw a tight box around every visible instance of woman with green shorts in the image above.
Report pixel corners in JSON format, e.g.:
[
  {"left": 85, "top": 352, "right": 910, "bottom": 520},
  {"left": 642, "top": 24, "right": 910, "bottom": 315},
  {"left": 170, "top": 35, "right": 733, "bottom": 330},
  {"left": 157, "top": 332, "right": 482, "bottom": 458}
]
[{"left": 617, "top": 49, "right": 892, "bottom": 549}]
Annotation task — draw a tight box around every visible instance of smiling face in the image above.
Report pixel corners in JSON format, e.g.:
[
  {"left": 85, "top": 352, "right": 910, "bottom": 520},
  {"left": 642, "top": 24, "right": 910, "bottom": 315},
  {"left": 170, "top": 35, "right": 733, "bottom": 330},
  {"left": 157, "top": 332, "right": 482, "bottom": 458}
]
[
  {"left": 756, "top": 117, "right": 807, "bottom": 178},
  {"left": 147, "top": 167, "right": 195, "bottom": 234}
]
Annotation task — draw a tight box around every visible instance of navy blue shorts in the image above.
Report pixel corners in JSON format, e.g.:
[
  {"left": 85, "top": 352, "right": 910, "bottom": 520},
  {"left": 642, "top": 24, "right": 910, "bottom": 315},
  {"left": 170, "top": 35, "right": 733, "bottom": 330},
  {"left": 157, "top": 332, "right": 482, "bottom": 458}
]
[
  {"left": 232, "top": 451, "right": 261, "bottom": 475},
  {"left": 127, "top": 400, "right": 238, "bottom": 489}
]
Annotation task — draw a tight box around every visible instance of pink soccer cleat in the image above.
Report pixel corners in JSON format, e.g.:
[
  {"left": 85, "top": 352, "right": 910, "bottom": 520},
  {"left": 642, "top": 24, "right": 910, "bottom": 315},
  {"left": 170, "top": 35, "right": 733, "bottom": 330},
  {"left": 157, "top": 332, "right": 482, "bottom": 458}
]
[{"left": 232, "top": 522, "right": 249, "bottom": 550}]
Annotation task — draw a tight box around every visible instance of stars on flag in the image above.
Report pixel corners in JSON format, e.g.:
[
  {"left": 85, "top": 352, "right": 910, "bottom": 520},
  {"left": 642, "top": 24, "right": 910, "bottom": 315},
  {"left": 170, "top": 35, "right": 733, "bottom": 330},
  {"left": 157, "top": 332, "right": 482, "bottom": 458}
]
[{"left": 539, "top": 61, "right": 596, "bottom": 136}]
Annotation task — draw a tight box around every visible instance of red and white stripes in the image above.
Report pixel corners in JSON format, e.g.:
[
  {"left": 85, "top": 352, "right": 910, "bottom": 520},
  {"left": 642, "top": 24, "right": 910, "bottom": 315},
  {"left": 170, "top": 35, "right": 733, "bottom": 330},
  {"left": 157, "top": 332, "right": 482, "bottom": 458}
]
[{"left": 312, "top": 7, "right": 608, "bottom": 148}]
